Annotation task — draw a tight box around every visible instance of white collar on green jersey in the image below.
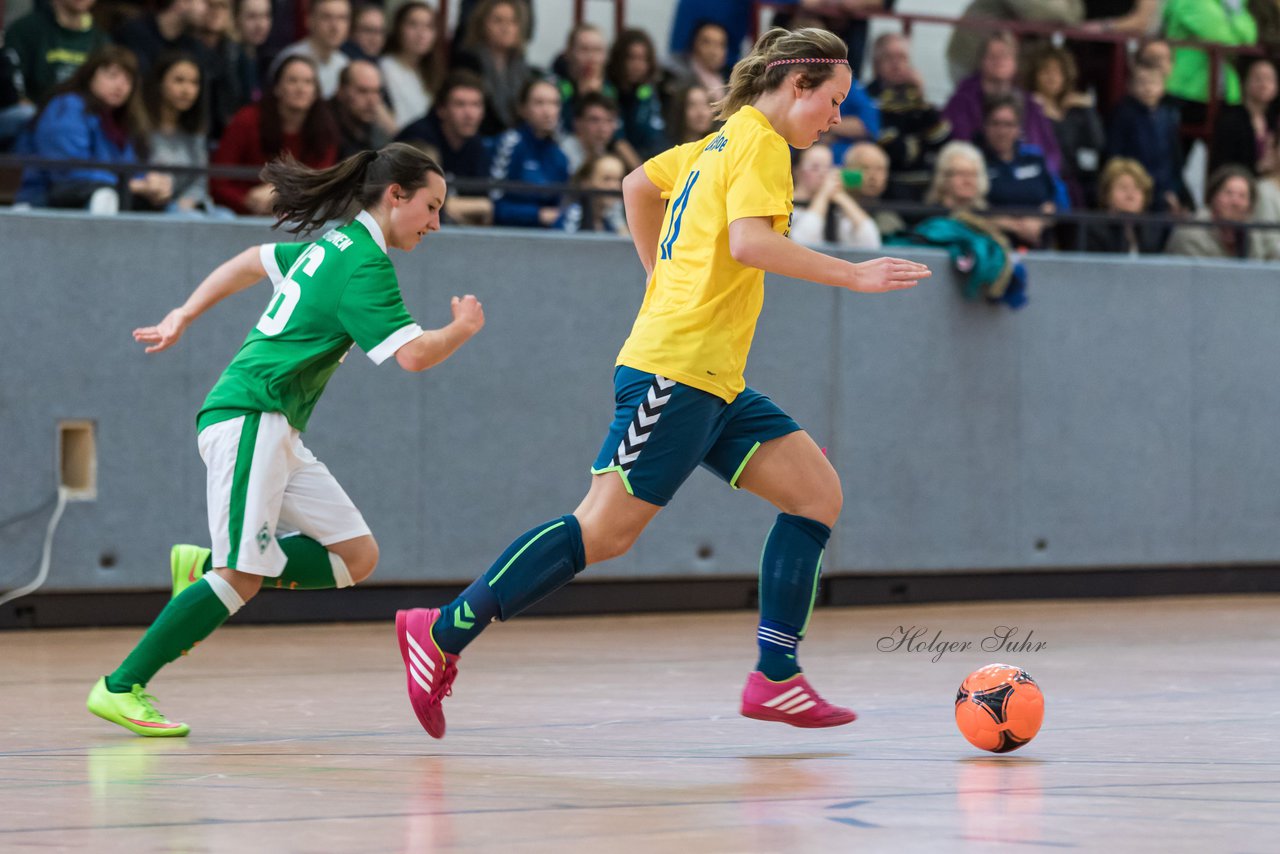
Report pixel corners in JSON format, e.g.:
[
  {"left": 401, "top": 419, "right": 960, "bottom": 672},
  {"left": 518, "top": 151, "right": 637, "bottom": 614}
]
[{"left": 355, "top": 210, "right": 388, "bottom": 254}]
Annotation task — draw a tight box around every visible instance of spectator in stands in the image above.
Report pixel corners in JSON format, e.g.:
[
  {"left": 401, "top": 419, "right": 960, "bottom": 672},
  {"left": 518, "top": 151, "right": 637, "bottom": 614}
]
[
  {"left": 668, "top": 19, "right": 729, "bottom": 98},
  {"left": 1136, "top": 37, "right": 1173, "bottom": 80},
  {"left": 1083, "top": 157, "right": 1164, "bottom": 253},
  {"left": 668, "top": 0, "right": 751, "bottom": 69},
  {"left": 211, "top": 54, "right": 338, "bottom": 214},
  {"left": 866, "top": 32, "right": 950, "bottom": 201},
  {"left": 396, "top": 70, "right": 492, "bottom": 224},
  {"left": 558, "top": 153, "right": 628, "bottom": 235},
  {"left": 555, "top": 22, "right": 609, "bottom": 131},
  {"left": 198, "top": 0, "right": 255, "bottom": 139},
  {"left": 381, "top": 2, "right": 444, "bottom": 132},
  {"left": 342, "top": 3, "right": 386, "bottom": 63},
  {"left": 946, "top": 0, "right": 1086, "bottom": 84},
  {"left": 559, "top": 91, "right": 638, "bottom": 174},
  {"left": 665, "top": 82, "right": 717, "bottom": 144},
  {"left": 845, "top": 141, "right": 906, "bottom": 237},
  {"left": 331, "top": 59, "right": 389, "bottom": 157},
  {"left": 943, "top": 30, "right": 1063, "bottom": 175},
  {"left": 115, "top": 0, "right": 209, "bottom": 75},
  {"left": 140, "top": 51, "right": 225, "bottom": 214},
  {"left": 790, "top": 144, "right": 881, "bottom": 248},
  {"left": 0, "top": 35, "right": 36, "bottom": 151},
  {"left": 1108, "top": 60, "right": 1190, "bottom": 212},
  {"left": 1164, "top": 0, "right": 1257, "bottom": 128},
  {"left": 452, "top": 0, "right": 533, "bottom": 134},
  {"left": 1166, "top": 164, "right": 1280, "bottom": 258},
  {"left": 17, "top": 46, "right": 173, "bottom": 212},
  {"left": 978, "top": 94, "right": 1063, "bottom": 248},
  {"left": 272, "top": 0, "right": 351, "bottom": 98},
  {"left": 452, "top": 0, "right": 533, "bottom": 47},
  {"left": 5, "top": 0, "right": 109, "bottom": 104},
  {"left": 606, "top": 29, "right": 668, "bottom": 159},
  {"left": 233, "top": 0, "right": 271, "bottom": 101},
  {"left": 925, "top": 140, "right": 990, "bottom": 212},
  {"left": 489, "top": 77, "right": 568, "bottom": 228},
  {"left": 1074, "top": 0, "right": 1164, "bottom": 101},
  {"left": 1210, "top": 57, "right": 1279, "bottom": 175},
  {"left": 1027, "top": 43, "right": 1104, "bottom": 207}
]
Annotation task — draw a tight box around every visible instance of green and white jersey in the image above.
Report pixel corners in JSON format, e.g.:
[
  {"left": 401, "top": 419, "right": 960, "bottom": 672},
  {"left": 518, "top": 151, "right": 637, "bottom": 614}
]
[{"left": 197, "top": 210, "right": 423, "bottom": 433}]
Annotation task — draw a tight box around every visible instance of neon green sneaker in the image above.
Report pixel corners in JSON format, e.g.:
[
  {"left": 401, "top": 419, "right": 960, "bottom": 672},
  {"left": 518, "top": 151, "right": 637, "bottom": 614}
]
[
  {"left": 87, "top": 677, "right": 190, "bottom": 737},
  {"left": 170, "top": 544, "right": 211, "bottom": 599}
]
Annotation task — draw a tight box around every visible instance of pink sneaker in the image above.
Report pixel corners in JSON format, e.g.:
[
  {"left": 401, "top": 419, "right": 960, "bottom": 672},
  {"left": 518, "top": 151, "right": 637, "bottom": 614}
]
[
  {"left": 740, "top": 671, "right": 857, "bottom": 728},
  {"left": 395, "top": 608, "right": 459, "bottom": 739}
]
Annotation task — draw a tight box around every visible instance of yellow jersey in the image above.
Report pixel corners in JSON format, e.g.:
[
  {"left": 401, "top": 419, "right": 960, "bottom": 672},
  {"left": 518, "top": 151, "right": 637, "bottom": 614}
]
[{"left": 616, "top": 105, "right": 794, "bottom": 403}]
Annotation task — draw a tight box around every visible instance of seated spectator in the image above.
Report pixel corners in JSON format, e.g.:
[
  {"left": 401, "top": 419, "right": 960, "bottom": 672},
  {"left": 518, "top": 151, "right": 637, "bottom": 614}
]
[
  {"left": 380, "top": 2, "right": 443, "bottom": 131},
  {"left": 667, "top": 19, "right": 729, "bottom": 99},
  {"left": 1107, "top": 60, "right": 1191, "bottom": 212},
  {"left": 844, "top": 141, "right": 906, "bottom": 237},
  {"left": 489, "top": 77, "right": 568, "bottom": 227},
  {"left": 140, "top": 51, "right": 225, "bottom": 214},
  {"left": 1210, "top": 57, "right": 1279, "bottom": 175},
  {"left": 559, "top": 91, "right": 639, "bottom": 174},
  {"left": 1164, "top": 0, "right": 1258, "bottom": 128},
  {"left": 943, "top": 31, "right": 1063, "bottom": 176},
  {"left": 211, "top": 54, "right": 338, "bottom": 214},
  {"left": 342, "top": 3, "right": 386, "bottom": 63},
  {"left": 558, "top": 153, "right": 628, "bottom": 235},
  {"left": 233, "top": 0, "right": 272, "bottom": 101},
  {"left": 668, "top": 0, "right": 750, "bottom": 69},
  {"left": 555, "top": 22, "right": 609, "bottom": 131},
  {"left": 198, "top": 0, "right": 256, "bottom": 139},
  {"left": 5, "top": 0, "right": 109, "bottom": 104},
  {"left": 331, "top": 59, "right": 389, "bottom": 157},
  {"left": 665, "top": 82, "right": 717, "bottom": 145},
  {"left": 271, "top": 0, "right": 350, "bottom": 98},
  {"left": 791, "top": 144, "right": 881, "bottom": 248},
  {"left": 397, "top": 70, "right": 492, "bottom": 224},
  {"left": 1027, "top": 43, "right": 1104, "bottom": 208},
  {"left": 979, "top": 94, "right": 1064, "bottom": 249},
  {"left": 947, "top": 0, "right": 1085, "bottom": 84},
  {"left": 17, "top": 46, "right": 173, "bottom": 211},
  {"left": 1166, "top": 164, "right": 1280, "bottom": 259},
  {"left": 1073, "top": 0, "right": 1164, "bottom": 108},
  {"left": 1083, "top": 157, "right": 1165, "bottom": 254},
  {"left": 606, "top": 29, "right": 669, "bottom": 159},
  {"left": 926, "top": 140, "right": 990, "bottom": 213},
  {"left": 0, "top": 37, "right": 36, "bottom": 151},
  {"left": 1135, "top": 37, "right": 1172, "bottom": 81},
  {"left": 114, "top": 0, "right": 208, "bottom": 75},
  {"left": 451, "top": 0, "right": 533, "bottom": 47},
  {"left": 867, "top": 32, "right": 951, "bottom": 202},
  {"left": 452, "top": 0, "right": 534, "bottom": 134}
]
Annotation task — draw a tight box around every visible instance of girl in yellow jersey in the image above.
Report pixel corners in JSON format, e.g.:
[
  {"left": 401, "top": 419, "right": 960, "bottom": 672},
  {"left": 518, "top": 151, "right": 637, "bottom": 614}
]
[{"left": 395, "top": 28, "right": 931, "bottom": 738}]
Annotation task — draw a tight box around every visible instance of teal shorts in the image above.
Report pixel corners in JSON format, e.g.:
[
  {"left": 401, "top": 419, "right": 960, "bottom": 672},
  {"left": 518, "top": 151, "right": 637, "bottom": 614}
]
[{"left": 590, "top": 366, "right": 802, "bottom": 506}]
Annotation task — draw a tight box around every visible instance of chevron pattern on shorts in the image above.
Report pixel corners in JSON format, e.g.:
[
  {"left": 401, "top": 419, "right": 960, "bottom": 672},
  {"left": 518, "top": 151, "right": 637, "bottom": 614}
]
[{"left": 613, "top": 375, "right": 676, "bottom": 472}]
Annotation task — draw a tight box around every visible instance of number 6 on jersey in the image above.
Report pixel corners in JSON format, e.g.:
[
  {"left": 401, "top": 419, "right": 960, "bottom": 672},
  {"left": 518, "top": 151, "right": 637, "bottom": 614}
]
[{"left": 257, "top": 244, "right": 325, "bottom": 336}]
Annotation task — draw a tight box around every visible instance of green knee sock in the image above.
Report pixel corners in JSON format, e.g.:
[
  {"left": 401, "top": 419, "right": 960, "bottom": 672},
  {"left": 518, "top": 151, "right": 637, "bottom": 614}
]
[
  {"left": 106, "top": 577, "right": 236, "bottom": 692},
  {"left": 269, "top": 536, "right": 351, "bottom": 590}
]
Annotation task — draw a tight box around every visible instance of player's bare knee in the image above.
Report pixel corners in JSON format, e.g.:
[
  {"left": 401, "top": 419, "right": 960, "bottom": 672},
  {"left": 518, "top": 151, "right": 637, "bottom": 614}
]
[
  {"left": 349, "top": 541, "right": 379, "bottom": 583},
  {"left": 583, "top": 527, "right": 637, "bottom": 564}
]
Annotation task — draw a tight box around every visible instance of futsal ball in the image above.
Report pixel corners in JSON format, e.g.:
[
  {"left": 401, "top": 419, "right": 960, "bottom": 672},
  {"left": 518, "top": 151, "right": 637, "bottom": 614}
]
[{"left": 954, "top": 664, "right": 1044, "bottom": 753}]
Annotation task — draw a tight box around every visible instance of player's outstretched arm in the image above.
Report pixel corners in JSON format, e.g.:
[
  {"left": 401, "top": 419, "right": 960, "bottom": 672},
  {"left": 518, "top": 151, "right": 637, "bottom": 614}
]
[
  {"left": 728, "top": 216, "right": 931, "bottom": 293},
  {"left": 394, "top": 295, "right": 485, "bottom": 372},
  {"left": 623, "top": 166, "right": 667, "bottom": 280},
  {"left": 132, "top": 246, "right": 269, "bottom": 353}
]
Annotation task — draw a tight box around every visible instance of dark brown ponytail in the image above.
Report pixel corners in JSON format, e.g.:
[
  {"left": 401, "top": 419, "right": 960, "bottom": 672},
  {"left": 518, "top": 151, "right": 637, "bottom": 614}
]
[{"left": 261, "top": 142, "right": 445, "bottom": 234}]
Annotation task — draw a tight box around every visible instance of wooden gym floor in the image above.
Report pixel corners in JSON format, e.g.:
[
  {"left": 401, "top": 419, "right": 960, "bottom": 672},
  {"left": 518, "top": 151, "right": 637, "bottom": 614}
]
[{"left": 1, "top": 594, "right": 1277, "bottom": 852}]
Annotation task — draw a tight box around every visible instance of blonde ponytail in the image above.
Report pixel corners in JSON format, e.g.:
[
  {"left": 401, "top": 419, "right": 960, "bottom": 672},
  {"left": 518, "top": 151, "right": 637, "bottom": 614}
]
[{"left": 714, "top": 27, "right": 849, "bottom": 120}]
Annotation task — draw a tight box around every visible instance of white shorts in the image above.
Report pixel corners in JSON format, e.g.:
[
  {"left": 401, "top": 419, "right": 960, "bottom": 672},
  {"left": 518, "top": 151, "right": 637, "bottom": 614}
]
[{"left": 197, "top": 412, "right": 371, "bottom": 576}]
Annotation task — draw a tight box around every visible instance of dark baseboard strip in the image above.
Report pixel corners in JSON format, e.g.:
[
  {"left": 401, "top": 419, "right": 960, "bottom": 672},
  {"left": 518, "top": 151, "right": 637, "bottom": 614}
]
[{"left": 3, "top": 565, "right": 1279, "bottom": 630}]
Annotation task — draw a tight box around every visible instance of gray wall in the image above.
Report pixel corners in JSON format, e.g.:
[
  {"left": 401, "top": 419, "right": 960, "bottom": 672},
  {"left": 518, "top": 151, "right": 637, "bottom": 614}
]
[{"left": 3, "top": 210, "right": 1279, "bottom": 592}]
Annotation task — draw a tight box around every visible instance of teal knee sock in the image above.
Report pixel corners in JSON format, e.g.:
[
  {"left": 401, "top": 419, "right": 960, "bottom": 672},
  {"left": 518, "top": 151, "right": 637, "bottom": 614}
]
[{"left": 756, "top": 513, "right": 830, "bottom": 681}]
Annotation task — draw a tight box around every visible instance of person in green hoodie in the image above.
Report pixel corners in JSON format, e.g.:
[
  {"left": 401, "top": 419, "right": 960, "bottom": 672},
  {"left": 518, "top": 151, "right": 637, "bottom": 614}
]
[
  {"left": 6, "top": 0, "right": 109, "bottom": 103},
  {"left": 1163, "top": 0, "right": 1258, "bottom": 127}
]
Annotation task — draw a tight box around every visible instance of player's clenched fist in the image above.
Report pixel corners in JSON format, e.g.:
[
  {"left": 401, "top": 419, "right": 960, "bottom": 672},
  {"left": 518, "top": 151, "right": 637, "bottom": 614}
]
[{"left": 451, "top": 294, "right": 485, "bottom": 336}]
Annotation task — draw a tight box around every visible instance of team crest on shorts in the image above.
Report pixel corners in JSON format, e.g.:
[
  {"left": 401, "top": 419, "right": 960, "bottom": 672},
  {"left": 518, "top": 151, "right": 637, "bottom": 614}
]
[{"left": 257, "top": 523, "right": 272, "bottom": 554}]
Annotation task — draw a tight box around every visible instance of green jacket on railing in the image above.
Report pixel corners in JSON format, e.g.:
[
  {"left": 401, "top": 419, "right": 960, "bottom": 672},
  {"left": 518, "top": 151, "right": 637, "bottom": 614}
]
[{"left": 1164, "top": 0, "right": 1258, "bottom": 105}]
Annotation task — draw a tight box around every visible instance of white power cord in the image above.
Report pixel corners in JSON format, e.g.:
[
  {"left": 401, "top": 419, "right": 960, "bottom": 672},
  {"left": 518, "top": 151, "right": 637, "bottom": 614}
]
[{"left": 0, "top": 486, "right": 70, "bottom": 610}]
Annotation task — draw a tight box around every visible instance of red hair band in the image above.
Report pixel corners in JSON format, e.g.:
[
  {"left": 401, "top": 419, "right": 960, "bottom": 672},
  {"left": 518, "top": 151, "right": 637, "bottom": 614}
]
[{"left": 764, "top": 57, "right": 849, "bottom": 71}]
